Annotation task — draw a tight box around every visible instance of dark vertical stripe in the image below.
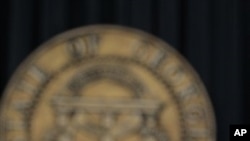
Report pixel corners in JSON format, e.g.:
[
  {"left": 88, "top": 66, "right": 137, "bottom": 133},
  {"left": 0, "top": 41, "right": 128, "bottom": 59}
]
[
  {"left": 151, "top": 0, "right": 159, "bottom": 35},
  {"left": 0, "top": 1, "right": 10, "bottom": 93},
  {"left": 100, "top": 0, "right": 115, "bottom": 23},
  {"left": 241, "top": 0, "right": 250, "bottom": 123},
  {"left": 37, "top": 0, "right": 69, "bottom": 42},
  {"left": 185, "top": 0, "right": 212, "bottom": 93},
  {"left": 84, "top": 0, "right": 102, "bottom": 24},
  {"left": 212, "top": 0, "right": 242, "bottom": 140},
  {"left": 130, "top": 0, "right": 153, "bottom": 32},
  {"left": 157, "top": 0, "right": 181, "bottom": 49},
  {"left": 179, "top": 0, "right": 187, "bottom": 54},
  {"left": 7, "top": 0, "right": 34, "bottom": 75},
  {"left": 115, "top": 0, "right": 132, "bottom": 25}
]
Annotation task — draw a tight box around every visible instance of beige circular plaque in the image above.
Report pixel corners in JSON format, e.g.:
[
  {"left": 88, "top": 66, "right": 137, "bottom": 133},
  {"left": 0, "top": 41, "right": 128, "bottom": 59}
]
[{"left": 0, "top": 25, "right": 216, "bottom": 141}]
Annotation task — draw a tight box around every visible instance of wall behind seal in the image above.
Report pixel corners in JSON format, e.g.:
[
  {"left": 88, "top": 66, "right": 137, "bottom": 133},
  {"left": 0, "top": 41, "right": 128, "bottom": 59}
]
[{"left": 0, "top": 0, "right": 249, "bottom": 141}]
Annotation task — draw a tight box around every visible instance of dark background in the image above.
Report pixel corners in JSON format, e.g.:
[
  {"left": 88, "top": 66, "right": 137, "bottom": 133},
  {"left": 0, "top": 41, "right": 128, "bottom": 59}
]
[{"left": 0, "top": 0, "right": 249, "bottom": 141}]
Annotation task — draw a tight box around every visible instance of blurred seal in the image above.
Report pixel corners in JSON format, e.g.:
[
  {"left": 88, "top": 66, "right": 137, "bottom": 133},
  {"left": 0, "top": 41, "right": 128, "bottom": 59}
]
[{"left": 0, "top": 25, "right": 216, "bottom": 141}]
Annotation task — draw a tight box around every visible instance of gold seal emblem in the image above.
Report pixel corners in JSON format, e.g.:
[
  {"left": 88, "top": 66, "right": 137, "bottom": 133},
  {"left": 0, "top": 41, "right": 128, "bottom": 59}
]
[{"left": 0, "top": 25, "right": 216, "bottom": 141}]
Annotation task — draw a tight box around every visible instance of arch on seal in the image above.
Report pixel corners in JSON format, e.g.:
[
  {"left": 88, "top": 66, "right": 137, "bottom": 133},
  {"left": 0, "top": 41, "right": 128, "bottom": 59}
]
[{"left": 68, "top": 65, "right": 145, "bottom": 98}]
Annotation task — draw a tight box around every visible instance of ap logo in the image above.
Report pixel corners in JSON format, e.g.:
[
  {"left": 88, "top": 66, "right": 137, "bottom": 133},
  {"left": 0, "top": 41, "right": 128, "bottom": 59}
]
[
  {"left": 230, "top": 125, "right": 250, "bottom": 141},
  {"left": 234, "top": 129, "right": 247, "bottom": 136}
]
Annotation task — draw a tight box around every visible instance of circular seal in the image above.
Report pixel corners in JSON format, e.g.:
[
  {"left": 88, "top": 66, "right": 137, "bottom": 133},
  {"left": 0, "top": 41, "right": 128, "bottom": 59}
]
[{"left": 0, "top": 25, "right": 216, "bottom": 141}]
